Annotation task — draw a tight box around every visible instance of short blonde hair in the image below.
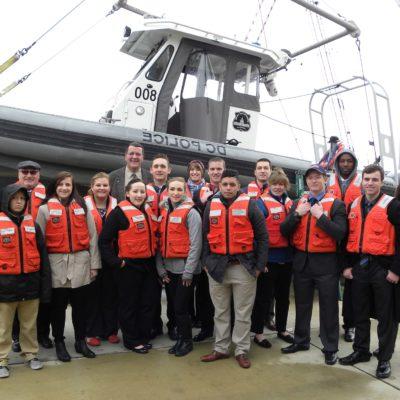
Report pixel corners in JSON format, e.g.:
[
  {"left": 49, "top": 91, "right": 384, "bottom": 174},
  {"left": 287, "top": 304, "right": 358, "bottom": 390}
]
[
  {"left": 268, "top": 167, "right": 290, "bottom": 190},
  {"left": 87, "top": 172, "right": 110, "bottom": 196}
]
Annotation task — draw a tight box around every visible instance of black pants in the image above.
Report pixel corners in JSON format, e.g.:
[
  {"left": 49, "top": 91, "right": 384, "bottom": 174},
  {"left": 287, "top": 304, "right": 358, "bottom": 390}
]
[
  {"left": 12, "top": 302, "right": 52, "bottom": 341},
  {"left": 352, "top": 263, "right": 398, "bottom": 361},
  {"left": 165, "top": 272, "right": 195, "bottom": 340},
  {"left": 51, "top": 286, "right": 89, "bottom": 342},
  {"left": 251, "top": 262, "right": 292, "bottom": 334},
  {"left": 153, "top": 281, "right": 164, "bottom": 332},
  {"left": 195, "top": 270, "right": 214, "bottom": 333},
  {"left": 118, "top": 265, "right": 159, "bottom": 349},
  {"left": 342, "top": 278, "right": 354, "bottom": 329},
  {"left": 293, "top": 270, "right": 339, "bottom": 353},
  {"left": 86, "top": 266, "right": 119, "bottom": 338}
]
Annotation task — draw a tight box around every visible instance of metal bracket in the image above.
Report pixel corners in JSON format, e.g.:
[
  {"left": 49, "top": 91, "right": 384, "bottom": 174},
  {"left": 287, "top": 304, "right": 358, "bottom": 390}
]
[{"left": 309, "top": 76, "right": 398, "bottom": 181}]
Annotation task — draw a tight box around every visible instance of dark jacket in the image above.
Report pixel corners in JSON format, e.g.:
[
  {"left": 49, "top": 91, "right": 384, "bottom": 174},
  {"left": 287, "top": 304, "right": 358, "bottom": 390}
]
[
  {"left": 98, "top": 204, "right": 155, "bottom": 270},
  {"left": 0, "top": 184, "right": 52, "bottom": 303},
  {"left": 202, "top": 193, "right": 269, "bottom": 283},
  {"left": 109, "top": 166, "right": 152, "bottom": 202},
  {"left": 280, "top": 196, "right": 347, "bottom": 276}
]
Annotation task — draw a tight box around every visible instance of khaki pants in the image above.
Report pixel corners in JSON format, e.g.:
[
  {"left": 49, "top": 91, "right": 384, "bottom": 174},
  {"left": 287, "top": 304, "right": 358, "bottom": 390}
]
[
  {"left": 0, "top": 299, "right": 39, "bottom": 366},
  {"left": 208, "top": 263, "right": 257, "bottom": 356}
]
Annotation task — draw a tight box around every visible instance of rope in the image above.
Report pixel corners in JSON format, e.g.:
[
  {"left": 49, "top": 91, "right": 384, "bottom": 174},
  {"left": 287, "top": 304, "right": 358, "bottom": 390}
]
[
  {"left": 0, "top": 0, "right": 88, "bottom": 74},
  {"left": 259, "top": 112, "right": 326, "bottom": 138},
  {"left": 355, "top": 38, "right": 377, "bottom": 162},
  {"left": 257, "top": 0, "right": 269, "bottom": 47},
  {"left": 260, "top": 90, "right": 314, "bottom": 103},
  {"left": 0, "top": 6, "right": 118, "bottom": 98},
  {"left": 256, "top": 0, "right": 277, "bottom": 43},
  {"left": 244, "top": 0, "right": 264, "bottom": 42}
]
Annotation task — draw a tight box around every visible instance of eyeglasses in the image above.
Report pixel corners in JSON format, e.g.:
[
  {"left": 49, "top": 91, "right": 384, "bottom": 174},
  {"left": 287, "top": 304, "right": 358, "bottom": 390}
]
[{"left": 20, "top": 169, "right": 38, "bottom": 176}]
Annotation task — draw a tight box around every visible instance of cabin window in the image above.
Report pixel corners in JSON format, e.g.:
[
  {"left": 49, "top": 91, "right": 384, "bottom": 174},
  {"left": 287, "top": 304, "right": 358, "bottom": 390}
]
[
  {"left": 146, "top": 45, "right": 174, "bottom": 82},
  {"left": 234, "top": 62, "right": 259, "bottom": 97},
  {"left": 182, "top": 51, "right": 226, "bottom": 101}
]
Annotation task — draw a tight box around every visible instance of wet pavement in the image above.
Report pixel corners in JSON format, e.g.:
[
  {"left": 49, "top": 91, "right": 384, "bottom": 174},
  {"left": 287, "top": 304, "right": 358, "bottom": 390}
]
[{"left": 3, "top": 295, "right": 400, "bottom": 399}]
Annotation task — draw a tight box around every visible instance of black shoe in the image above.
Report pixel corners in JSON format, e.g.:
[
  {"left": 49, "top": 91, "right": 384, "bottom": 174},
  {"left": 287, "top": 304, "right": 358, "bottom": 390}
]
[
  {"left": 38, "top": 336, "right": 53, "bottom": 349},
  {"left": 75, "top": 340, "right": 96, "bottom": 358},
  {"left": 55, "top": 341, "right": 71, "bottom": 362},
  {"left": 325, "top": 352, "right": 338, "bottom": 365},
  {"left": 344, "top": 328, "right": 355, "bottom": 343},
  {"left": 168, "top": 327, "right": 178, "bottom": 341},
  {"left": 277, "top": 332, "right": 294, "bottom": 344},
  {"left": 132, "top": 346, "right": 148, "bottom": 354},
  {"left": 376, "top": 360, "right": 391, "bottom": 379},
  {"left": 253, "top": 337, "right": 272, "bottom": 349},
  {"left": 175, "top": 340, "right": 193, "bottom": 357},
  {"left": 339, "top": 351, "right": 371, "bottom": 366},
  {"left": 12, "top": 340, "right": 21, "bottom": 353},
  {"left": 192, "top": 320, "right": 202, "bottom": 329},
  {"left": 281, "top": 343, "right": 310, "bottom": 354},
  {"left": 193, "top": 330, "right": 213, "bottom": 342},
  {"left": 373, "top": 349, "right": 379, "bottom": 358},
  {"left": 168, "top": 339, "right": 182, "bottom": 355},
  {"left": 143, "top": 343, "right": 153, "bottom": 350}
]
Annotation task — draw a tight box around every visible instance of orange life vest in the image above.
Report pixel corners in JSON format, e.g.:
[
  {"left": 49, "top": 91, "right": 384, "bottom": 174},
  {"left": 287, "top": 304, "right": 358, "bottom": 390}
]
[
  {"left": 207, "top": 194, "right": 254, "bottom": 255},
  {"left": 262, "top": 195, "right": 293, "bottom": 248},
  {"left": 0, "top": 213, "right": 40, "bottom": 275},
  {"left": 84, "top": 195, "right": 117, "bottom": 235},
  {"left": 292, "top": 193, "right": 337, "bottom": 253},
  {"left": 199, "top": 183, "right": 218, "bottom": 205},
  {"left": 247, "top": 181, "right": 269, "bottom": 199},
  {"left": 18, "top": 182, "right": 46, "bottom": 222},
  {"left": 45, "top": 198, "right": 90, "bottom": 254},
  {"left": 347, "top": 194, "right": 395, "bottom": 255},
  {"left": 159, "top": 202, "right": 194, "bottom": 258},
  {"left": 327, "top": 173, "right": 362, "bottom": 208},
  {"left": 118, "top": 200, "right": 158, "bottom": 259},
  {"left": 146, "top": 184, "right": 168, "bottom": 216}
]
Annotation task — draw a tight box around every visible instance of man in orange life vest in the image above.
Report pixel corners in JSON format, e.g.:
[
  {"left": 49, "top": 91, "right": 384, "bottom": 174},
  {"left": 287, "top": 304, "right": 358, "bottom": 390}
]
[
  {"left": 339, "top": 164, "right": 400, "bottom": 379},
  {"left": 243, "top": 158, "right": 271, "bottom": 199},
  {"left": 201, "top": 169, "right": 268, "bottom": 369},
  {"left": 328, "top": 149, "right": 362, "bottom": 343},
  {"left": 192, "top": 157, "right": 226, "bottom": 343},
  {"left": 146, "top": 154, "right": 172, "bottom": 339},
  {"left": 280, "top": 164, "right": 347, "bottom": 365},
  {"left": 13, "top": 161, "right": 51, "bottom": 352}
]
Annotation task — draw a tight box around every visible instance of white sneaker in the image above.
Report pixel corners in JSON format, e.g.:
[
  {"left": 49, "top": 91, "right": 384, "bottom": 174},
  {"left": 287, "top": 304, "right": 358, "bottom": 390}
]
[
  {"left": 0, "top": 366, "right": 10, "bottom": 378},
  {"left": 27, "top": 358, "right": 43, "bottom": 370}
]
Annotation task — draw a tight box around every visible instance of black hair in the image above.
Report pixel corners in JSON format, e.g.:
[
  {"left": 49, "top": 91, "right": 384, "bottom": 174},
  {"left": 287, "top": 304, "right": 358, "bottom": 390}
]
[
  {"left": 255, "top": 158, "right": 272, "bottom": 168},
  {"left": 362, "top": 164, "right": 384, "bottom": 181},
  {"left": 125, "top": 142, "right": 144, "bottom": 155},
  {"left": 221, "top": 169, "right": 239, "bottom": 180}
]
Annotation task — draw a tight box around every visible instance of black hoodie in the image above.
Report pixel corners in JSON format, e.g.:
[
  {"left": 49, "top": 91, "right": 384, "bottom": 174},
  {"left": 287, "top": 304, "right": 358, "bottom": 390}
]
[{"left": 0, "top": 183, "right": 51, "bottom": 303}]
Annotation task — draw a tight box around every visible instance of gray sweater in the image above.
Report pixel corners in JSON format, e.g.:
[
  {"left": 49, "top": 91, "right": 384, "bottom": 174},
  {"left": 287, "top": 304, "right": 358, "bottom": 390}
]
[{"left": 156, "top": 202, "right": 202, "bottom": 280}]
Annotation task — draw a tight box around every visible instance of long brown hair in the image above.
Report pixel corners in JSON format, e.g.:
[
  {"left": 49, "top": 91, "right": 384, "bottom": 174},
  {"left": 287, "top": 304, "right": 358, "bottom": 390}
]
[{"left": 45, "top": 171, "right": 87, "bottom": 211}]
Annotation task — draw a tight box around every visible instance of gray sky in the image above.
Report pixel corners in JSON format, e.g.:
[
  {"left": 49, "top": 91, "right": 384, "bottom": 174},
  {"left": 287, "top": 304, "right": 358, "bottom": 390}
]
[{"left": 1, "top": 0, "right": 399, "bottom": 171}]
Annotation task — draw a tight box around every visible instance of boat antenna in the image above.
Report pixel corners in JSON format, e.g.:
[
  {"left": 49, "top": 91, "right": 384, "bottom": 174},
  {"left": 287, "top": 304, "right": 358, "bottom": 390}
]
[
  {"left": 114, "top": 0, "right": 160, "bottom": 19},
  {"left": 0, "top": 0, "right": 88, "bottom": 75},
  {"left": 0, "top": 4, "right": 119, "bottom": 98}
]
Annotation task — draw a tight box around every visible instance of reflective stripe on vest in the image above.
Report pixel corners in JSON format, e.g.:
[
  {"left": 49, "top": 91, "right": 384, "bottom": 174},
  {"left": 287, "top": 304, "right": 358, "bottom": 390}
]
[
  {"left": 146, "top": 184, "right": 168, "bottom": 216},
  {"left": 262, "top": 196, "right": 293, "bottom": 248},
  {"left": 207, "top": 194, "right": 254, "bottom": 255},
  {"left": 292, "top": 194, "right": 336, "bottom": 253},
  {"left": 0, "top": 212, "right": 40, "bottom": 275},
  {"left": 45, "top": 199, "right": 90, "bottom": 254},
  {"left": 247, "top": 181, "right": 268, "bottom": 199},
  {"left": 118, "top": 200, "right": 157, "bottom": 259},
  {"left": 347, "top": 194, "right": 395, "bottom": 255},
  {"left": 327, "top": 173, "right": 362, "bottom": 208},
  {"left": 21, "top": 182, "right": 46, "bottom": 222},
  {"left": 199, "top": 184, "right": 213, "bottom": 205},
  {"left": 160, "top": 202, "right": 193, "bottom": 258},
  {"left": 84, "top": 195, "right": 117, "bottom": 235}
]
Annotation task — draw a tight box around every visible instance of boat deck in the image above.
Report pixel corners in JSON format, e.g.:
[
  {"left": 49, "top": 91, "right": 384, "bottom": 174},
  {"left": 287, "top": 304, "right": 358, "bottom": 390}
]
[{"left": 3, "top": 296, "right": 400, "bottom": 399}]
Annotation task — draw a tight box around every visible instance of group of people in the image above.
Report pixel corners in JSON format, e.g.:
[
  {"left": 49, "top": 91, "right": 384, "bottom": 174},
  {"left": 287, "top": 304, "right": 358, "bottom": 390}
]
[{"left": 0, "top": 141, "right": 399, "bottom": 380}]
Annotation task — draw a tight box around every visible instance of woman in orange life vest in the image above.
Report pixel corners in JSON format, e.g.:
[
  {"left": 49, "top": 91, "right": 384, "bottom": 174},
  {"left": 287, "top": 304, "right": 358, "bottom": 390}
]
[
  {"left": 99, "top": 178, "right": 159, "bottom": 354},
  {"left": 36, "top": 171, "right": 101, "bottom": 363},
  {"left": 251, "top": 168, "right": 294, "bottom": 348},
  {"left": 84, "top": 172, "right": 119, "bottom": 347},
  {"left": 156, "top": 177, "right": 202, "bottom": 357},
  {"left": 0, "top": 184, "right": 51, "bottom": 379}
]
